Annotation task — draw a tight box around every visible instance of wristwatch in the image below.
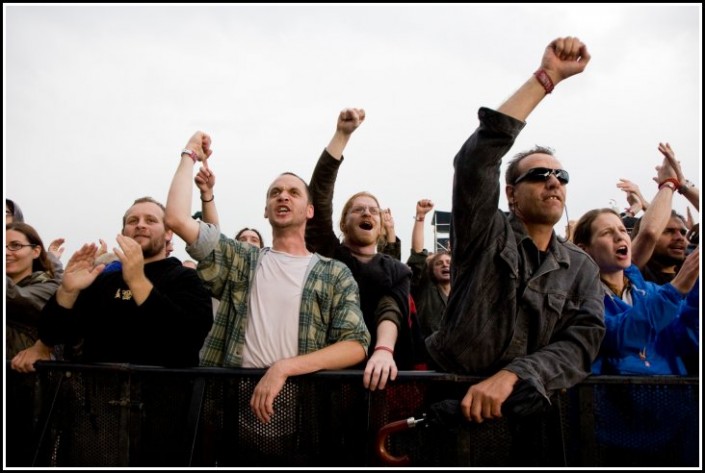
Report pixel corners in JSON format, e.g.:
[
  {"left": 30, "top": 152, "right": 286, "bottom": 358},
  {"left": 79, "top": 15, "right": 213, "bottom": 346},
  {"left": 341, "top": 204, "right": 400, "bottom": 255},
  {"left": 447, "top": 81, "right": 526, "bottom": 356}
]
[{"left": 678, "top": 180, "right": 695, "bottom": 194}]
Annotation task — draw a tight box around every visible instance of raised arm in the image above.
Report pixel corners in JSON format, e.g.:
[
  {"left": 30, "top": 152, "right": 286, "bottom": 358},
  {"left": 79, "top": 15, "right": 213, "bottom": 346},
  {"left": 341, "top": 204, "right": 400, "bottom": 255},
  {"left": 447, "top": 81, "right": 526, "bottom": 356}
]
[
  {"left": 165, "top": 132, "right": 212, "bottom": 245},
  {"left": 617, "top": 178, "right": 650, "bottom": 215},
  {"left": 660, "top": 142, "right": 699, "bottom": 211},
  {"left": 498, "top": 36, "right": 591, "bottom": 121},
  {"left": 632, "top": 143, "right": 679, "bottom": 268},
  {"left": 325, "top": 108, "right": 366, "bottom": 159},
  {"left": 411, "top": 199, "right": 434, "bottom": 253},
  {"left": 194, "top": 163, "right": 220, "bottom": 228},
  {"left": 379, "top": 208, "right": 402, "bottom": 260},
  {"left": 306, "top": 109, "right": 366, "bottom": 256}
]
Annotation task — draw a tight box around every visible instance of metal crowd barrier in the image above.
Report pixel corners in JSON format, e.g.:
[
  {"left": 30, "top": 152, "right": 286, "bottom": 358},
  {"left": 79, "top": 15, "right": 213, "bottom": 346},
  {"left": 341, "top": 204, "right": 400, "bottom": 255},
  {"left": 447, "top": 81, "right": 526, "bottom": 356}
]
[{"left": 5, "top": 362, "right": 699, "bottom": 467}]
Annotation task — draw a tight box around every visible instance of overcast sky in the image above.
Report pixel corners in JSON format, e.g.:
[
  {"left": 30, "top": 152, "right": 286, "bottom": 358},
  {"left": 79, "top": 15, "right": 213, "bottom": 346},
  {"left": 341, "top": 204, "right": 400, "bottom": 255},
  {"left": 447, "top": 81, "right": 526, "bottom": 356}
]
[{"left": 4, "top": 4, "right": 701, "bottom": 263}]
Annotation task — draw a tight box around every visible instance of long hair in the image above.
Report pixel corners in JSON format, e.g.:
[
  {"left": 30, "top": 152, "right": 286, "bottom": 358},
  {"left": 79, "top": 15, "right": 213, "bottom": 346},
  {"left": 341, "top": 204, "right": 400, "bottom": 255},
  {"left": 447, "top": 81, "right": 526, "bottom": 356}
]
[
  {"left": 6, "top": 198, "right": 25, "bottom": 223},
  {"left": 338, "top": 191, "right": 387, "bottom": 244},
  {"left": 426, "top": 250, "right": 451, "bottom": 283},
  {"left": 573, "top": 208, "right": 621, "bottom": 248},
  {"left": 6, "top": 222, "right": 54, "bottom": 278},
  {"left": 235, "top": 227, "right": 265, "bottom": 248}
]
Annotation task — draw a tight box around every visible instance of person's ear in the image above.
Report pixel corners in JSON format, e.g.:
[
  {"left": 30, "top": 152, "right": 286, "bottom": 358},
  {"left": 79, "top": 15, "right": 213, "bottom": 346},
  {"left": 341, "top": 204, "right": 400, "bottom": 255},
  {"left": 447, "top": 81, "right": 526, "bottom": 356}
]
[{"left": 506, "top": 185, "right": 516, "bottom": 206}]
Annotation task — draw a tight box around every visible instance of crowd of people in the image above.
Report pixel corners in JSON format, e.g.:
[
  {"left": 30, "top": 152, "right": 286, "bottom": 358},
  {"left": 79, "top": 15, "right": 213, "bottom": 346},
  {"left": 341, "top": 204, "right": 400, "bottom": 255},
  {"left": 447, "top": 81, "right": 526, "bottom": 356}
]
[{"left": 6, "top": 36, "right": 699, "bottom": 448}]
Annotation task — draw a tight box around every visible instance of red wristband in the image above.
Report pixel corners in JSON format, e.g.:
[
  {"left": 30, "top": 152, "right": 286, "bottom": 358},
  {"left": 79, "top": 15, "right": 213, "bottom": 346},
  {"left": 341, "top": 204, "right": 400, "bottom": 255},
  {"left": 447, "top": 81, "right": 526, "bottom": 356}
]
[
  {"left": 534, "top": 69, "right": 555, "bottom": 94},
  {"left": 181, "top": 148, "right": 198, "bottom": 164},
  {"left": 374, "top": 346, "right": 394, "bottom": 355},
  {"left": 658, "top": 177, "right": 680, "bottom": 191}
]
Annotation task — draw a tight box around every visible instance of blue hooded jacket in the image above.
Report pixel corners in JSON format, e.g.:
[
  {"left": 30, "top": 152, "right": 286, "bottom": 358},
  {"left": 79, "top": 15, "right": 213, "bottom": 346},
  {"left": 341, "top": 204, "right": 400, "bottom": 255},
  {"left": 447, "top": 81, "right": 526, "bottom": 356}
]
[{"left": 593, "top": 265, "right": 697, "bottom": 375}]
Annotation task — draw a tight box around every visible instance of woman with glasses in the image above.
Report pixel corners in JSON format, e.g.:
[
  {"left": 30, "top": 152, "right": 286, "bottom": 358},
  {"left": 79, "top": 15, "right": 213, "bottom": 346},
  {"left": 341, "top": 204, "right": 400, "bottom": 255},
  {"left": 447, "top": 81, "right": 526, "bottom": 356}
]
[{"left": 6, "top": 222, "right": 60, "bottom": 359}]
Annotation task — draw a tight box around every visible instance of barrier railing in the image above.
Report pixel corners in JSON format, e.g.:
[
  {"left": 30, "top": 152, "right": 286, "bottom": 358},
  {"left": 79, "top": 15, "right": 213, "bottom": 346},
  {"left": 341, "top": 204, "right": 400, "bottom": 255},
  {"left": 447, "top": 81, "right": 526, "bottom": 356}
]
[{"left": 5, "top": 362, "right": 699, "bottom": 467}]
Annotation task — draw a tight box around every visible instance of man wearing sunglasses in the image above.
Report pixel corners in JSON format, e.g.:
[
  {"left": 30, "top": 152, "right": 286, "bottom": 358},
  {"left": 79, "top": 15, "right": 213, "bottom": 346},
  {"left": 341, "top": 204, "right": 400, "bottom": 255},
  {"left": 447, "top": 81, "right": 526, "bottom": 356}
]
[{"left": 426, "top": 36, "right": 605, "bottom": 425}]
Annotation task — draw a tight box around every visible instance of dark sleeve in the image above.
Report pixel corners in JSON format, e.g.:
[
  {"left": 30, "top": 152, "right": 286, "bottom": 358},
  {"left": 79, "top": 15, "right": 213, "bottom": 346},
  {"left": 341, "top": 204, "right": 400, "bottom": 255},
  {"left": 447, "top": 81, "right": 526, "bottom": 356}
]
[
  {"left": 406, "top": 250, "right": 429, "bottom": 293},
  {"left": 137, "top": 267, "right": 214, "bottom": 367},
  {"left": 375, "top": 295, "right": 403, "bottom": 330},
  {"left": 38, "top": 295, "right": 78, "bottom": 347},
  {"left": 451, "top": 108, "right": 525, "bottom": 265},
  {"left": 379, "top": 237, "right": 402, "bottom": 261},
  {"left": 306, "top": 149, "right": 344, "bottom": 257},
  {"left": 6, "top": 275, "right": 59, "bottom": 326}
]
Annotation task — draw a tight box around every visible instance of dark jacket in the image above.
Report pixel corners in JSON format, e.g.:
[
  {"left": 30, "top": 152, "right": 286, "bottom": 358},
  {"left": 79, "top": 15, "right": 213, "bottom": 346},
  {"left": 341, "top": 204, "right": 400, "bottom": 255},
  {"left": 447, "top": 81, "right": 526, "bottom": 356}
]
[
  {"left": 6, "top": 271, "right": 60, "bottom": 359},
  {"left": 426, "top": 107, "right": 605, "bottom": 400},
  {"left": 306, "top": 150, "right": 424, "bottom": 368},
  {"left": 407, "top": 250, "right": 447, "bottom": 338},
  {"left": 39, "top": 257, "right": 213, "bottom": 367}
]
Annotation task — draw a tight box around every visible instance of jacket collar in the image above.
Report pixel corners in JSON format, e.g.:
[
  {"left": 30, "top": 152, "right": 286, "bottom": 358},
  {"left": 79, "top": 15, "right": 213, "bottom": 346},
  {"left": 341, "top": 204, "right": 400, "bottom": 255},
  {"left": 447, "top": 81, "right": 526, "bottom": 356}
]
[{"left": 508, "top": 213, "right": 570, "bottom": 268}]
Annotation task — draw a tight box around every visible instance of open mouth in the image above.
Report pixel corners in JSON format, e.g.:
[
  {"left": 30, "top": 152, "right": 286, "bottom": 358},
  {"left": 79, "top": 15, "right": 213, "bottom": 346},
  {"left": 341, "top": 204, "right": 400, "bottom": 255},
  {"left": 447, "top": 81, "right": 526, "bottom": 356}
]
[
  {"left": 359, "top": 221, "right": 373, "bottom": 231},
  {"left": 616, "top": 246, "right": 628, "bottom": 256}
]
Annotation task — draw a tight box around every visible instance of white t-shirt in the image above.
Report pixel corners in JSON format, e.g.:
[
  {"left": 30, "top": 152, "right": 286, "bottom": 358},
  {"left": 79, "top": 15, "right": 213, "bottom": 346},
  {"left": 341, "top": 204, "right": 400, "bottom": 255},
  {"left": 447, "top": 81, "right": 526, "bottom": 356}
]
[{"left": 241, "top": 249, "right": 313, "bottom": 368}]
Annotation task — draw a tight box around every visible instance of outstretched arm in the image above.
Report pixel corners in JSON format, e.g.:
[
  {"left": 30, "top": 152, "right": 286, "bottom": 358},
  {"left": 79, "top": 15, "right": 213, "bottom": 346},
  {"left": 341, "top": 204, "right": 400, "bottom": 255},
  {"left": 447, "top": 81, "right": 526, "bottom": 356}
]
[
  {"left": 660, "top": 143, "right": 699, "bottom": 211},
  {"left": 379, "top": 209, "right": 402, "bottom": 260},
  {"left": 617, "top": 179, "right": 650, "bottom": 215},
  {"left": 498, "top": 36, "right": 591, "bottom": 121},
  {"left": 250, "top": 340, "right": 366, "bottom": 423},
  {"left": 165, "top": 132, "right": 212, "bottom": 245},
  {"left": 195, "top": 163, "right": 220, "bottom": 228},
  {"left": 411, "top": 199, "right": 434, "bottom": 253},
  {"left": 325, "top": 108, "right": 366, "bottom": 159},
  {"left": 632, "top": 143, "right": 679, "bottom": 268},
  {"left": 307, "top": 108, "right": 366, "bottom": 256}
]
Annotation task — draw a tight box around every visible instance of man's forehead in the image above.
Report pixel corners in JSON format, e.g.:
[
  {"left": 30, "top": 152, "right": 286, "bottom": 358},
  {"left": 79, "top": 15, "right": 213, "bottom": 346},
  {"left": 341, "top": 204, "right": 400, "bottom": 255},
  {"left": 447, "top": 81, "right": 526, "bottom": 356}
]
[
  {"left": 352, "top": 195, "right": 378, "bottom": 205},
  {"left": 520, "top": 153, "right": 562, "bottom": 170},
  {"left": 126, "top": 202, "right": 163, "bottom": 218},
  {"left": 665, "top": 221, "right": 687, "bottom": 230},
  {"left": 269, "top": 175, "right": 306, "bottom": 192}
]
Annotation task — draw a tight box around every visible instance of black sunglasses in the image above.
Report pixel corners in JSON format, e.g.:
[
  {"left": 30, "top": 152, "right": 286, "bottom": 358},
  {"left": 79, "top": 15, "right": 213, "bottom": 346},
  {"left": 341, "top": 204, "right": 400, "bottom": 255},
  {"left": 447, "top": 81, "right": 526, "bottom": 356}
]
[{"left": 513, "top": 167, "right": 570, "bottom": 185}]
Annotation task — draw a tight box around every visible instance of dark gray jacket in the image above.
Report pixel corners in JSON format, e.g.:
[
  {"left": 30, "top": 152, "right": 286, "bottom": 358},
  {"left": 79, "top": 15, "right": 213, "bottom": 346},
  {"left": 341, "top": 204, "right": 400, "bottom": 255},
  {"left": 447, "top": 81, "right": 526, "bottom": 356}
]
[{"left": 426, "top": 107, "right": 605, "bottom": 400}]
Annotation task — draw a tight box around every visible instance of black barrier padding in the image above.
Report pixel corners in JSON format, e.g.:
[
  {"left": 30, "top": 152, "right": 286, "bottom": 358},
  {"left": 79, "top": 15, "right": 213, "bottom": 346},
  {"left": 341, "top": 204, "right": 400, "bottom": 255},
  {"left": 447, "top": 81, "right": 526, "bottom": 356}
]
[{"left": 6, "top": 364, "right": 699, "bottom": 467}]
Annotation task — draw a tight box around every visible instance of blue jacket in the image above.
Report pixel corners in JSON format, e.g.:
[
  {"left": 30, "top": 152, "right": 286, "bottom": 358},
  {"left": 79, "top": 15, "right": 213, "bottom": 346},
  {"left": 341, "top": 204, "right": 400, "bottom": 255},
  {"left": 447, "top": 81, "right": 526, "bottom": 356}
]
[{"left": 593, "top": 265, "right": 696, "bottom": 375}]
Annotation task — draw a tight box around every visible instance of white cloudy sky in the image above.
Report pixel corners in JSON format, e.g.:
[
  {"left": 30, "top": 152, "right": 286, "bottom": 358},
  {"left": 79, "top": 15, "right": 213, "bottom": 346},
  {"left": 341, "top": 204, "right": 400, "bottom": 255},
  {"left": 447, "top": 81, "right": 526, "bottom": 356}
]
[{"left": 4, "top": 4, "right": 701, "bottom": 263}]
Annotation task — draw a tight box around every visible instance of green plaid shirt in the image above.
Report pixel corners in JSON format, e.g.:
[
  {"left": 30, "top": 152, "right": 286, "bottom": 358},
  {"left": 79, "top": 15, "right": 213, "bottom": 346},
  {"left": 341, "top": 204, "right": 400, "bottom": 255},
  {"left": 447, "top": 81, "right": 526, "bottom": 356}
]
[{"left": 187, "top": 222, "right": 370, "bottom": 367}]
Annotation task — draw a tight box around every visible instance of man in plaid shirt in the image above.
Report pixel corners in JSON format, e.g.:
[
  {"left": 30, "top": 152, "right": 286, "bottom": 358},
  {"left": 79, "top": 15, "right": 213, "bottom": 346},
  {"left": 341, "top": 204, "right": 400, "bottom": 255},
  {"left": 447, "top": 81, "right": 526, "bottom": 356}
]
[{"left": 166, "top": 131, "right": 370, "bottom": 425}]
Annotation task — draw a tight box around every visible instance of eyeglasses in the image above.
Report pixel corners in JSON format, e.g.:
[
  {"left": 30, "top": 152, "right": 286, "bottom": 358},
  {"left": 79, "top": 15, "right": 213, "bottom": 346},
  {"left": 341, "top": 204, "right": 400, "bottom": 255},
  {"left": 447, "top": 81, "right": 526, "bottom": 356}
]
[
  {"left": 349, "top": 205, "right": 381, "bottom": 216},
  {"left": 6, "top": 242, "right": 37, "bottom": 251},
  {"left": 513, "top": 167, "right": 570, "bottom": 185}
]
